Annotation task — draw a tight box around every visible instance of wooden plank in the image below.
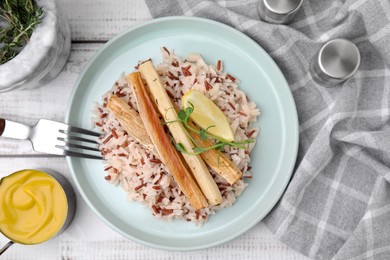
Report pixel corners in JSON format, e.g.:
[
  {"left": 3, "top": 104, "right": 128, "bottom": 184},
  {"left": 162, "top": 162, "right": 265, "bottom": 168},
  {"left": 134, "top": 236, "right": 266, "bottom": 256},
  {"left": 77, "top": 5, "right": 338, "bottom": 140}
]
[
  {"left": 59, "top": 0, "right": 152, "bottom": 41},
  {"left": 0, "top": 44, "right": 102, "bottom": 155},
  {"left": 0, "top": 157, "right": 70, "bottom": 179}
]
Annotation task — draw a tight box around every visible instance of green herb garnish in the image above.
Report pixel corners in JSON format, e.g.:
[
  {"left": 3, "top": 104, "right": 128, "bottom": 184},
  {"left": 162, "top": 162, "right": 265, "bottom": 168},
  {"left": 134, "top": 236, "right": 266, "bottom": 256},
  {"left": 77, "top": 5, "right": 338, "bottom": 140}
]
[
  {"left": 0, "top": 0, "right": 44, "bottom": 64},
  {"left": 166, "top": 103, "right": 254, "bottom": 155}
]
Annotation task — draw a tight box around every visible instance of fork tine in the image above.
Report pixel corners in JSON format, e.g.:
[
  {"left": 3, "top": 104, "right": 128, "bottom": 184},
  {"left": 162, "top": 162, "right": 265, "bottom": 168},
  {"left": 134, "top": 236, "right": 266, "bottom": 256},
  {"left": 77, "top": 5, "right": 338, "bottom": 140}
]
[
  {"left": 63, "top": 150, "right": 104, "bottom": 160},
  {"left": 66, "top": 126, "right": 101, "bottom": 137},
  {"left": 61, "top": 136, "right": 99, "bottom": 144},
  {"left": 59, "top": 142, "right": 100, "bottom": 152},
  {"left": 56, "top": 125, "right": 103, "bottom": 159},
  {"left": 56, "top": 144, "right": 103, "bottom": 160}
]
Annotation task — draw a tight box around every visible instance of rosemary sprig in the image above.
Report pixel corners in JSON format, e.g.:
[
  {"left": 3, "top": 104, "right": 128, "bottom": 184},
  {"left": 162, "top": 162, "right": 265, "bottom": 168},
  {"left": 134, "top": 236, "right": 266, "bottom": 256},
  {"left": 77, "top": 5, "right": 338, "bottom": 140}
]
[
  {"left": 0, "top": 0, "right": 44, "bottom": 64},
  {"left": 166, "top": 103, "right": 254, "bottom": 155}
]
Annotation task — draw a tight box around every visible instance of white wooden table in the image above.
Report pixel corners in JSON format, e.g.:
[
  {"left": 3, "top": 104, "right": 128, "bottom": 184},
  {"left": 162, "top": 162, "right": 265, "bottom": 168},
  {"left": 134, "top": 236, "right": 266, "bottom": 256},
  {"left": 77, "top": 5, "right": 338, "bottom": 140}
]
[{"left": 0, "top": 1, "right": 307, "bottom": 259}]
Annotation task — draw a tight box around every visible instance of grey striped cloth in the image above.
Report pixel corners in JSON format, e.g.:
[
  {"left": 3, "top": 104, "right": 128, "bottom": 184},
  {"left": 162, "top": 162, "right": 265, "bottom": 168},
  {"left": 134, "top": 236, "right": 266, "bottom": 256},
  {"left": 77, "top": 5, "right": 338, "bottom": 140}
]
[{"left": 145, "top": 0, "right": 390, "bottom": 259}]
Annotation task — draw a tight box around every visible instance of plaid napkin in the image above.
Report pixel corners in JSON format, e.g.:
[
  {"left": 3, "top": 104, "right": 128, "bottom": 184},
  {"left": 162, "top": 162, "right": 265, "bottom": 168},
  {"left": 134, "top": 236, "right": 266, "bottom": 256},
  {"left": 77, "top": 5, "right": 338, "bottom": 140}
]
[{"left": 145, "top": 0, "right": 390, "bottom": 259}]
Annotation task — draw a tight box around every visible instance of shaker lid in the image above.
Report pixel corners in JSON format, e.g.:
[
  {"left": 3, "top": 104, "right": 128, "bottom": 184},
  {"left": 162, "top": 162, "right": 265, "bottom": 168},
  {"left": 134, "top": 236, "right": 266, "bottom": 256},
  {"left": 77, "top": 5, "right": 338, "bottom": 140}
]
[
  {"left": 259, "top": 0, "right": 303, "bottom": 24},
  {"left": 264, "top": 0, "right": 302, "bottom": 14},
  {"left": 318, "top": 39, "right": 360, "bottom": 80}
]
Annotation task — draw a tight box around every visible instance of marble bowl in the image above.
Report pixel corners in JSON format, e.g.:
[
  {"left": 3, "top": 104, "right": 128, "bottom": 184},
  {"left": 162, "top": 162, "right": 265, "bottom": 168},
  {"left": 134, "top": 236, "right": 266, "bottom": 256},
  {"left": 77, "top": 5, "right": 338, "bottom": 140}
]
[{"left": 0, "top": 0, "right": 71, "bottom": 92}]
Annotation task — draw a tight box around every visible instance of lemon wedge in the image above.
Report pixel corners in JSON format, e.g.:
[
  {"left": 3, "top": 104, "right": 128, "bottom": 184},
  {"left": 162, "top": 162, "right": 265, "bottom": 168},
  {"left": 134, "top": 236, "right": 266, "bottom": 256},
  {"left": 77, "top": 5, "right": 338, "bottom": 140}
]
[{"left": 182, "top": 90, "right": 235, "bottom": 141}]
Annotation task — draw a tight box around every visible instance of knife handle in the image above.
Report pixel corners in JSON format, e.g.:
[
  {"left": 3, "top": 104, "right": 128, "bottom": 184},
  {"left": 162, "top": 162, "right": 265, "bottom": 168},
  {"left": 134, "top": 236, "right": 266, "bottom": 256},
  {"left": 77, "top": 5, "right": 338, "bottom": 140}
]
[
  {"left": 0, "top": 119, "right": 4, "bottom": 136},
  {"left": 0, "top": 118, "right": 31, "bottom": 140}
]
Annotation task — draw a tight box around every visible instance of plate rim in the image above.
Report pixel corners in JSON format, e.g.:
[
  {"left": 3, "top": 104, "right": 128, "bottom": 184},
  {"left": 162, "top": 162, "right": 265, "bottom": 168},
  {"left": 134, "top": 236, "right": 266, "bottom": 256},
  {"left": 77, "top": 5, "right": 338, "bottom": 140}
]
[{"left": 65, "top": 16, "right": 299, "bottom": 251}]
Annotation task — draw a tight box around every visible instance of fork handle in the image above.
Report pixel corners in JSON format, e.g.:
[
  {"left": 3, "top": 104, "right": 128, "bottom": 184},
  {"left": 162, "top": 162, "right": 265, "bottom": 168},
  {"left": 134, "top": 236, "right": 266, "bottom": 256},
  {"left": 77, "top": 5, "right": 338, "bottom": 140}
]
[{"left": 0, "top": 118, "right": 31, "bottom": 140}]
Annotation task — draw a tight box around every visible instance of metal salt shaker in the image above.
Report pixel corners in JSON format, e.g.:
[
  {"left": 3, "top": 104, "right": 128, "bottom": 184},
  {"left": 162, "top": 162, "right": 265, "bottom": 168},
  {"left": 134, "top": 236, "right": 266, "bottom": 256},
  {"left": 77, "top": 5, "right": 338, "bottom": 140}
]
[
  {"left": 310, "top": 39, "right": 361, "bottom": 86},
  {"left": 258, "top": 0, "right": 303, "bottom": 24}
]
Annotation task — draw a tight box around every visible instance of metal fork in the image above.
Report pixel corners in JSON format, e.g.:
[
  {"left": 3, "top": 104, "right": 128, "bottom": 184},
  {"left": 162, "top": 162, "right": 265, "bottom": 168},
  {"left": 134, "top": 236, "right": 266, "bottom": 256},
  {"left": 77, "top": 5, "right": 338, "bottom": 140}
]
[{"left": 0, "top": 118, "right": 103, "bottom": 160}]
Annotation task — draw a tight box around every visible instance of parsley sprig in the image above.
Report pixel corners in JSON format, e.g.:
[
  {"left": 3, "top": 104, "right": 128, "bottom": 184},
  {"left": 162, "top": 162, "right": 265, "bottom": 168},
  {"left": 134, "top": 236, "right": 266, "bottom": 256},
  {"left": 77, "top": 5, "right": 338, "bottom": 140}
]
[
  {"left": 166, "top": 103, "right": 254, "bottom": 155},
  {"left": 0, "top": 0, "right": 44, "bottom": 64}
]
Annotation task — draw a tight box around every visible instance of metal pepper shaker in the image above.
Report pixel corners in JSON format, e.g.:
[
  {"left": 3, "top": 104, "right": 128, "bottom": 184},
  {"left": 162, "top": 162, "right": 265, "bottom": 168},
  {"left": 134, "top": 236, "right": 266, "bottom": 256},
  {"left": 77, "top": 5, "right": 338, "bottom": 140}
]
[
  {"left": 310, "top": 38, "right": 361, "bottom": 86},
  {"left": 258, "top": 0, "right": 303, "bottom": 24}
]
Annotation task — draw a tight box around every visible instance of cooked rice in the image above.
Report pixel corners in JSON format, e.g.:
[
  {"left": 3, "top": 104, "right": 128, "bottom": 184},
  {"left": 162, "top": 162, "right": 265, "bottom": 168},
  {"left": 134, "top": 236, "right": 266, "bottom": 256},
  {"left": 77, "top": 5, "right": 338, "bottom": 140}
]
[{"left": 92, "top": 47, "right": 260, "bottom": 224}]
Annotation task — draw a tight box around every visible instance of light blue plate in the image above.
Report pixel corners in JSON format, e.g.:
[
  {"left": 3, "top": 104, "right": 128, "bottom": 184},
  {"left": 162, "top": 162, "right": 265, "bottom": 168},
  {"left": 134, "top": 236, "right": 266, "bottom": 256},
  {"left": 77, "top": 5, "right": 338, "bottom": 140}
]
[{"left": 65, "top": 16, "right": 299, "bottom": 251}]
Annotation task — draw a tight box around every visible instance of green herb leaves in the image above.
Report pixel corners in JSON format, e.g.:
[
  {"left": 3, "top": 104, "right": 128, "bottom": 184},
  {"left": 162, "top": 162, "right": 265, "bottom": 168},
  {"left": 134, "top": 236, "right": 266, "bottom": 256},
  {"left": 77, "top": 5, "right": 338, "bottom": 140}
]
[
  {"left": 175, "top": 142, "right": 187, "bottom": 153},
  {"left": 199, "top": 128, "right": 208, "bottom": 141},
  {"left": 167, "top": 104, "right": 254, "bottom": 156},
  {"left": 0, "top": 0, "right": 44, "bottom": 64},
  {"left": 177, "top": 102, "right": 194, "bottom": 124}
]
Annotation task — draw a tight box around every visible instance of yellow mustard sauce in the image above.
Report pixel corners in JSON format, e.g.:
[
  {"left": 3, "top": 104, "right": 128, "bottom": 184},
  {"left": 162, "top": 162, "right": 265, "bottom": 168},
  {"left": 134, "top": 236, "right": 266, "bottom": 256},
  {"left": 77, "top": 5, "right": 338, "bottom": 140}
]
[{"left": 0, "top": 170, "right": 68, "bottom": 244}]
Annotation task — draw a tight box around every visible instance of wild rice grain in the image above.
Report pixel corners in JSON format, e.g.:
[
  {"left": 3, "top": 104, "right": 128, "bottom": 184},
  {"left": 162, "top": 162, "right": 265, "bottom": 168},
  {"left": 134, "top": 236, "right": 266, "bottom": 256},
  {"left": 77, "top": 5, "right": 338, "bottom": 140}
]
[
  {"left": 111, "top": 129, "right": 118, "bottom": 139},
  {"left": 217, "top": 60, "right": 222, "bottom": 71},
  {"left": 247, "top": 130, "right": 256, "bottom": 138},
  {"left": 104, "top": 166, "right": 113, "bottom": 171},
  {"left": 205, "top": 81, "right": 213, "bottom": 91},
  {"left": 227, "top": 101, "right": 235, "bottom": 110},
  {"left": 150, "top": 159, "right": 162, "bottom": 164},
  {"left": 227, "top": 74, "right": 236, "bottom": 81},
  {"left": 162, "top": 209, "right": 173, "bottom": 215},
  {"left": 135, "top": 182, "right": 146, "bottom": 191},
  {"left": 152, "top": 205, "right": 160, "bottom": 214},
  {"left": 156, "top": 195, "right": 163, "bottom": 204},
  {"left": 103, "top": 134, "right": 113, "bottom": 144}
]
